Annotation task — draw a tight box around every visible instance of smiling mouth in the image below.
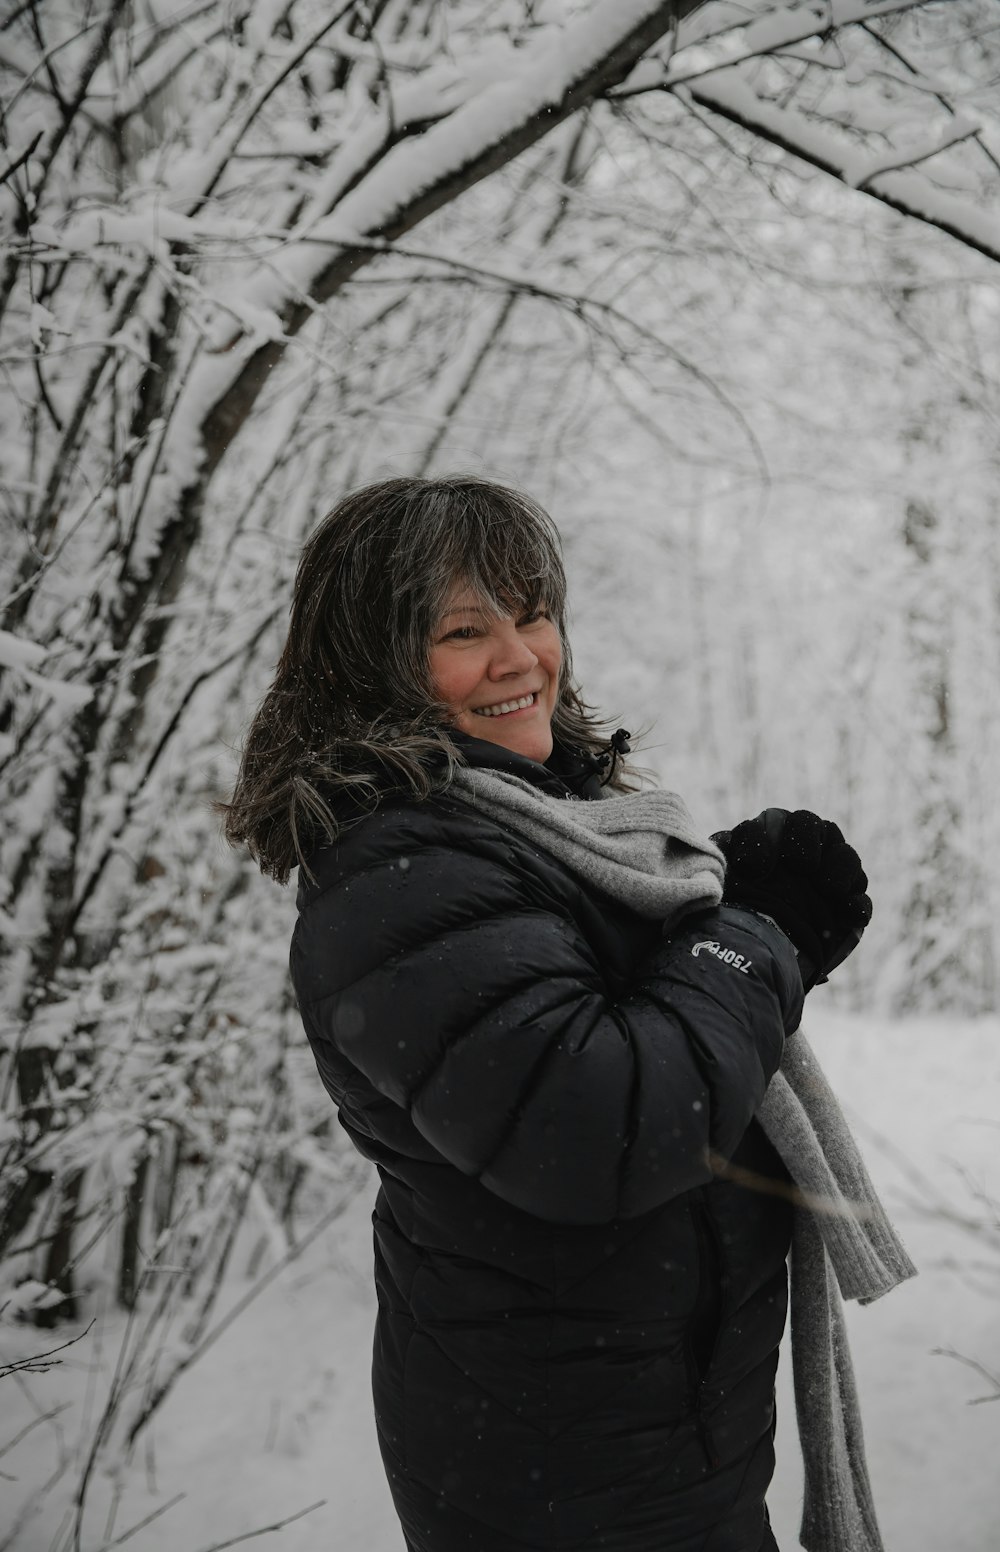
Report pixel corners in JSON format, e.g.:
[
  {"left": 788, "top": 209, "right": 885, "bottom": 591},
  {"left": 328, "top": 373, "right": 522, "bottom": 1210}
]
[{"left": 471, "top": 691, "right": 538, "bottom": 718}]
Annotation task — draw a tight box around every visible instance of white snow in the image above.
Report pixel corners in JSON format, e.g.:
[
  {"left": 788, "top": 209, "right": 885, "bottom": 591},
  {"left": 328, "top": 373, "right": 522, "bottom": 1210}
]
[
  {"left": 0, "top": 1278, "right": 66, "bottom": 1318},
  {"left": 769, "top": 1008, "right": 1000, "bottom": 1551},
  {"left": 685, "top": 70, "right": 1000, "bottom": 263},
  {"left": 14, "top": 665, "right": 94, "bottom": 710},
  {"left": 619, "top": 0, "right": 930, "bottom": 94},
  {"left": 843, "top": 121, "right": 985, "bottom": 191},
  {"left": 237, "top": 0, "right": 680, "bottom": 310},
  {"left": 0, "top": 630, "right": 92, "bottom": 708},
  {"left": 0, "top": 628, "right": 47, "bottom": 670},
  {"left": 2, "top": 1009, "right": 997, "bottom": 1551},
  {"left": 84, "top": 13, "right": 227, "bottom": 127}
]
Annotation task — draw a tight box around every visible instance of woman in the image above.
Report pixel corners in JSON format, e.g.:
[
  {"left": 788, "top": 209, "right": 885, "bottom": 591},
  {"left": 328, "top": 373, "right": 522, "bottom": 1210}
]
[{"left": 223, "top": 475, "right": 909, "bottom": 1552}]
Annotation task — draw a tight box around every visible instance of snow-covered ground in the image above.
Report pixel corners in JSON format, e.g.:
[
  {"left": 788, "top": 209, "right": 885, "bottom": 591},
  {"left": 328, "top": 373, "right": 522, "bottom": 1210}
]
[
  {"left": 3, "top": 1009, "right": 998, "bottom": 1552},
  {"left": 769, "top": 1011, "right": 1000, "bottom": 1552}
]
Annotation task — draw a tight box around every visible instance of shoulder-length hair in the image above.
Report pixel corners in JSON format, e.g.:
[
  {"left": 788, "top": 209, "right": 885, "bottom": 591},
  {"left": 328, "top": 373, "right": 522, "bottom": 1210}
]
[{"left": 221, "top": 474, "right": 633, "bottom": 882}]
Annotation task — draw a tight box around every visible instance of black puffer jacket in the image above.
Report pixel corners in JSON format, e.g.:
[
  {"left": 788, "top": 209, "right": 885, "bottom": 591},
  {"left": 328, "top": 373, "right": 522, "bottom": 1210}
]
[{"left": 290, "top": 740, "right": 803, "bottom": 1552}]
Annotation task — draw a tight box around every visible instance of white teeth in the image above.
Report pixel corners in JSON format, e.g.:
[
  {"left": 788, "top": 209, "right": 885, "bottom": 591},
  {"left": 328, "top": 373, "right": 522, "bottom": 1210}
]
[{"left": 473, "top": 692, "right": 536, "bottom": 717}]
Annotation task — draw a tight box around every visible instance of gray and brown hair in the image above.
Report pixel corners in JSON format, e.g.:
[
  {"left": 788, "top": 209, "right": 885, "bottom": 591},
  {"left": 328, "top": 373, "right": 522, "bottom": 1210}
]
[{"left": 221, "top": 474, "right": 631, "bottom": 882}]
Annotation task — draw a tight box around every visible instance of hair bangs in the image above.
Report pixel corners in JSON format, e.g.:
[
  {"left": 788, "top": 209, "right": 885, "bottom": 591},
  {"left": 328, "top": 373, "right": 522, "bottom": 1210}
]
[{"left": 430, "top": 485, "right": 568, "bottom": 626}]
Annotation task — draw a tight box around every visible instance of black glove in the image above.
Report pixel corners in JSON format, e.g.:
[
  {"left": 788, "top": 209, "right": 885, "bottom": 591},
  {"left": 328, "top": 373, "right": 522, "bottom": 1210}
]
[{"left": 710, "top": 809, "right": 872, "bottom": 991}]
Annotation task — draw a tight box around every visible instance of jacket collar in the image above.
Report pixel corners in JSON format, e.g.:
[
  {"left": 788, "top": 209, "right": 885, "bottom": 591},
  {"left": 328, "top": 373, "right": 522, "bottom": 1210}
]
[{"left": 449, "top": 731, "right": 604, "bottom": 801}]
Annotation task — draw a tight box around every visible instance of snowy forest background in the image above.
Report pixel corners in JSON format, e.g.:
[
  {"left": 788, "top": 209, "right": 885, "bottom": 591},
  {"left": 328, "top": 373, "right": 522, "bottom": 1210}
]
[{"left": 1, "top": 2, "right": 999, "bottom": 1549}]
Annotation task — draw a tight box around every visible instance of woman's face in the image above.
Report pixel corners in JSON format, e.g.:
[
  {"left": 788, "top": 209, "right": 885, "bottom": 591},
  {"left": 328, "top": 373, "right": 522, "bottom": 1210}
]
[{"left": 428, "top": 582, "right": 563, "bottom": 764}]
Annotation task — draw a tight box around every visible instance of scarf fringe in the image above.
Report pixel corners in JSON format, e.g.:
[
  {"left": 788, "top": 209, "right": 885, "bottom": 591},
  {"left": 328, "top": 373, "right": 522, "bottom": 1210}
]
[{"left": 791, "top": 1216, "right": 887, "bottom": 1552}]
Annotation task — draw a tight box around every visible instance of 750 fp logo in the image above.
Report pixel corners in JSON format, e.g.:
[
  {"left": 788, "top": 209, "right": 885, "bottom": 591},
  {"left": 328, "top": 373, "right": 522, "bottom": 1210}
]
[{"left": 690, "top": 940, "right": 752, "bottom": 975}]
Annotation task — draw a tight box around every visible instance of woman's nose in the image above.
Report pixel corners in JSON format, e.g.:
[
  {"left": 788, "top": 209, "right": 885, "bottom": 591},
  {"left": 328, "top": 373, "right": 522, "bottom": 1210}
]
[{"left": 488, "top": 622, "right": 538, "bottom": 678}]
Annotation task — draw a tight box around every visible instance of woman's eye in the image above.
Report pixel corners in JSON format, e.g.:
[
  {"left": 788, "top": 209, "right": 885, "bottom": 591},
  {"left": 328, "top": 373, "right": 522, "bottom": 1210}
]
[
  {"left": 520, "top": 609, "right": 550, "bottom": 626},
  {"left": 444, "top": 625, "right": 480, "bottom": 641}
]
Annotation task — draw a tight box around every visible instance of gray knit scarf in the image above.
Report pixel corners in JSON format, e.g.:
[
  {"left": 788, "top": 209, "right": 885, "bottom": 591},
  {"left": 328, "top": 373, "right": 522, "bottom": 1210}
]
[{"left": 451, "top": 767, "right": 917, "bottom": 1552}]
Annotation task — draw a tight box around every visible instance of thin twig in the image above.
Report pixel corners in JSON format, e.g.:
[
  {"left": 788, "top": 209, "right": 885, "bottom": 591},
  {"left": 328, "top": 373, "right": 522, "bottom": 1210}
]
[
  {"left": 193, "top": 1500, "right": 326, "bottom": 1552},
  {"left": 932, "top": 1347, "right": 1000, "bottom": 1405},
  {"left": 859, "top": 19, "right": 1000, "bottom": 180},
  {"left": 0, "top": 1402, "right": 72, "bottom": 1461},
  {"left": 609, "top": 0, "right": 930, "bottom": 98},
  {"left": 0, "top": 130, "right": 43, "bottom": 189},
  {"left": 247, "top": 228, "right": 769, "bottom": 477},
  {"left": 88, "top": 1491, "right": 186, "bottom": 1550},
  {"left": 0, "top": 1319, "right": 94, "bottom": 1379}
]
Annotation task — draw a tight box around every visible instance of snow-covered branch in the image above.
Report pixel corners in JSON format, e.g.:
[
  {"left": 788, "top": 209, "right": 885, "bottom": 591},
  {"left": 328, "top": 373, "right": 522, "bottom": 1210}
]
[
  {"left": 683, "top": 71, "right": 1000, "bottom": 265},
  {"left": 613, "top": 1, "right": 1000, "bottom": 264},
  {"left": 615, "top": 0, "right": 931, "bottom": 95},
  {"left": 0, "top": 629, "right": 93, "bottom": 710}
]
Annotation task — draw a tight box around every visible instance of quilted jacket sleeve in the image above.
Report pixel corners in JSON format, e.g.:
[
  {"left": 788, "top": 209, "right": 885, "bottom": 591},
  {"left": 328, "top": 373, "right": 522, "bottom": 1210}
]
[{"left": 290, "top": 803, "right": 803, "bottom": 1226}]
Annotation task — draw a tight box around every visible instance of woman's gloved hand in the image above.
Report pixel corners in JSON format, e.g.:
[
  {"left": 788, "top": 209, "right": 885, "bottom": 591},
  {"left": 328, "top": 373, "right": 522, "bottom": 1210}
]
[{"left": 710, "top": 808, "right": 872, "bottom": 991}]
